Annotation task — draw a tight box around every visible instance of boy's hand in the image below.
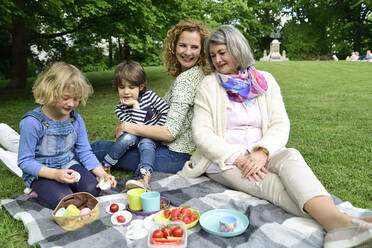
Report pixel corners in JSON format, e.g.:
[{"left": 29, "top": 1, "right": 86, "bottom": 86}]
[{"left": 120, "top": 99, "right": 140, "bottom": 109}]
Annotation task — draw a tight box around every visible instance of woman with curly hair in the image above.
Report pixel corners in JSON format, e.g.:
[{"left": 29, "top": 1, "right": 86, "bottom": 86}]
[{"left": 92, "top": 19, "right": 210, "bottom": 189}]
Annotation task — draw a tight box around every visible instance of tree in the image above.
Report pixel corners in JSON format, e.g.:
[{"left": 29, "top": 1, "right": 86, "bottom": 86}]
[
  {"left": 280, "top": 0, "right": 372, "bottom": 60},
  {"left": 0, "top": 0, "right": 115, "bottom": 88},
  {"left": 0, "top": 0, "right": 181, "bottom": 88},
  {"left": 201, "top": 0, "right": 282, "bottom": 59}
]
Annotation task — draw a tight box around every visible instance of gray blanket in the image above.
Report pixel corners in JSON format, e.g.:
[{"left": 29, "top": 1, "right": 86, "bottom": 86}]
[{"left": 1, "top": 172, "right": 371, "bottom": 248}]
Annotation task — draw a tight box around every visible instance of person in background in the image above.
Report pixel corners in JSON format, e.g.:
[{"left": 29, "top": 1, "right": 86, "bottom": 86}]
[
  {"left": 91, "top": 19, "right": 210, "bottom": 189},
  {"left": 363, "top": 50, "right": 372, "bottom": 62},
  {"left": 349, "top": 51, "right": 359, "bottom": 61},
  {"left": 18, "top": 62, "right": 116, "bottom": 209},
  {"left": 179, "top": 25, "right": 372, "bottom": 248},
  {"left": 102, "top": 61, "right": 169, "bottom": 191}
]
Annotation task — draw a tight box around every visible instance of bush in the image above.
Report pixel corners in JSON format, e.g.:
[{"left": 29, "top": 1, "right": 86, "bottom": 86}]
[{"left": 81, "top": 62, "right": 109, "bottom": 73}]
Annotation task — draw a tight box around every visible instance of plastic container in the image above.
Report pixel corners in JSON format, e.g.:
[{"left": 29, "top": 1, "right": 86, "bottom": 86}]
[
  {"left": 141, "top": 191, "right": 160, "bottom": 213},
  {"left": 147, "top": 221, "right": 187, "bottom": 248},
  {"left": 219, "top": 215, "right": 237, "bottom": 232},
  {"left": 127, "top": 188, "right": 146, "bottom": 211}
]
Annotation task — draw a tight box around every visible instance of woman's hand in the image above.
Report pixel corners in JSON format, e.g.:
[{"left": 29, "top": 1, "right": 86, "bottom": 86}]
[
  {"left": 234, "top": 151, "right": 269, "bottom": 181},
  {"left": 115, "top": 122, "right": 126, "bottom": 139}
]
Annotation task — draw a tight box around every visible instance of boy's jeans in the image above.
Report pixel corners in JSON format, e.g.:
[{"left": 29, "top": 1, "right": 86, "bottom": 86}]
[
  {"left": 92, "top": 140, "right": 190, "bottom": 174},
  {"left": 104, "top": 133, "right": 156, "bottom": 174}
]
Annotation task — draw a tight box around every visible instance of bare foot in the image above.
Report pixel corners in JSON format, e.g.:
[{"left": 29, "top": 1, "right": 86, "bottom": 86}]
[{"left": 361, "top": 216, "right": 372, "bottom": 223}]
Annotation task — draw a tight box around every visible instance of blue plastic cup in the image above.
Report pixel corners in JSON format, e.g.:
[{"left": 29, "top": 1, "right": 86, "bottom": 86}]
[
  {"left": 140, "top": 192, "right": 160, "bottom": 213},
  {"left": 219, "top": 215, "right": 237, "bottom": 232}
]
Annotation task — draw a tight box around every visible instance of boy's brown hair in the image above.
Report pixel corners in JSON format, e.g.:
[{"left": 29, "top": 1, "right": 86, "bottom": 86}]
[{"left": 114, "top": 61, "right": 147, "bottom": 94}]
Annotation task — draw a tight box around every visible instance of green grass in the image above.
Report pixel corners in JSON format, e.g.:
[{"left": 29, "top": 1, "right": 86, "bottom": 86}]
[{"left": 0, "top": 61, "right": 371, "bottom": 247}]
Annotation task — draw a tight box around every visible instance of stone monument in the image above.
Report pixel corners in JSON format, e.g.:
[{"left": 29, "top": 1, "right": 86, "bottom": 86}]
[{"left": 260, "top": 30, "right": 289, "bottom": 62}]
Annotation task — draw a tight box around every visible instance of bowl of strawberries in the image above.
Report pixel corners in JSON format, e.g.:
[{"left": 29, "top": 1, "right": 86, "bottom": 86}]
[{"left": 153, "top": 206, "right": 199, "bottom": 229}]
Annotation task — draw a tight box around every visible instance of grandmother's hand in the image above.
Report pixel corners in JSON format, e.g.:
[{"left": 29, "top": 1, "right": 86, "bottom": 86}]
[{"left": 235, "top": 151, "right": 269, "bottom": 182}]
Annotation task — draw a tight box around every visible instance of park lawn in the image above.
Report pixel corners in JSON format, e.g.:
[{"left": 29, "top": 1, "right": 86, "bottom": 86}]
[{"left": 0, "top": 61, "right": 371, "bottom": 247}]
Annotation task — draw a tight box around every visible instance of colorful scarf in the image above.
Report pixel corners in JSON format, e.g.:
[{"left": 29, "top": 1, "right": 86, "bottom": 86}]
[{"left": 218, "top": 66, "right": 268, "bottom": 105}]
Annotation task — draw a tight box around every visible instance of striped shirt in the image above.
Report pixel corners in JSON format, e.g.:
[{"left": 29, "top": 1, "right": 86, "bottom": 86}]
[{"left": 115, "top": 89, "right": 169, "bottom": 125}]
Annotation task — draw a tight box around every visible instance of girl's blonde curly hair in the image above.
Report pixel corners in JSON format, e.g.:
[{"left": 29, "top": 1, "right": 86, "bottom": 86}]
[
  {"left": 32, "top": 62, "right": 93, "bottom": 106},
  {"left": 162, "top": 19, "right": 211, "bottom": 77}
]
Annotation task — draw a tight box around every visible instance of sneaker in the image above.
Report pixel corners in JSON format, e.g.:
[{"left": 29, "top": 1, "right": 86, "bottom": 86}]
[
  {"left": 24, "top": 188, "right": 38, "bottom": 198},
  {"left": 324, "top": 218, "right": 372, "bottom": 248},
  {"left": 125, "top": 169, "right": 151, "bottom": 191}
]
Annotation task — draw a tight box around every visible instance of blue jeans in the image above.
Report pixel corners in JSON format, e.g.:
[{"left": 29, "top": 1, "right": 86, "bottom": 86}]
[
  {"left": 92, "top": 140, "right": 190, "bottom": 175},
  {"left": 104, "top": 133, "right": 157, "bottom": 173}
]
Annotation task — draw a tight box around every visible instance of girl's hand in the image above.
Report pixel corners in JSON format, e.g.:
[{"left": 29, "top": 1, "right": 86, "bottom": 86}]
[
  {"left": 92, "top": 166, "right": 117, "bottom": 188},
  {"left": 97, "top": 174, "right": 117, "bottom": 189},
  {"left": 53, "top": 169, "right": 78, "bottom": 184},
  {"left": 235, "top": 151, "right": 269, "bottom": 182}
]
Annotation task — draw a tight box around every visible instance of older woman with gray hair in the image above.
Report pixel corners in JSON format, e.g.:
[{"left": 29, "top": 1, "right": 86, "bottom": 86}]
[{"left": 179, "top": 25, "right": 372, "bottom": 248}]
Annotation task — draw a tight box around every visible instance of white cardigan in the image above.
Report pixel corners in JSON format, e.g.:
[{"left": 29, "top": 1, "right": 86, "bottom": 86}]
[{"left": 178, "top": 71, "right": 290, "bottom": 178}]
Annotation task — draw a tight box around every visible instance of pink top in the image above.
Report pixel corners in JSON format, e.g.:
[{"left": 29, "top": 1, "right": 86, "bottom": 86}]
[
  {"left": 350, "top": 54, "right": 359, "bottom": 61},
  {"left": 206, "top": 99, "right": 262, "bottom": 173}
]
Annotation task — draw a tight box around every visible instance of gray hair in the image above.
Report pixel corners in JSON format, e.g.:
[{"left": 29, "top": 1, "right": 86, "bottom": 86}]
[{"left": 207, "top": 25, "right": 255, "bottom": 71}]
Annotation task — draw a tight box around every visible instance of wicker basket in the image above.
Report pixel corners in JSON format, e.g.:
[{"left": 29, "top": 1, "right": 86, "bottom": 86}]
[{"left": 52, "top": 192, "right": 99, "bottom": 231}]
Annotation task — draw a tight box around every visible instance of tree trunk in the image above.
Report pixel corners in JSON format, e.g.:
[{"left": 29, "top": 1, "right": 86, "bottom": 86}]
[
  {"left": 108, "top": 36, "right": 113, "bottom": 68},
  {"left": 10, "top": 0, "right": 28, "bottom": 89},
  {"left": 117, "top": 37, "right": 123, "bottom": 61}
]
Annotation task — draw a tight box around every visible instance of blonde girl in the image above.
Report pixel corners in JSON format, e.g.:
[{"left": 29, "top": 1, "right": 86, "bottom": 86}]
[{"left": 18, "top": 62, "right": 116, "bottom": 209}]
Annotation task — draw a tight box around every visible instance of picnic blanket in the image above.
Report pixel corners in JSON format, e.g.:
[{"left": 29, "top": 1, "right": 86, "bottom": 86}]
[{"left": 1, "top": 172, "right": 371, "bottom": 248}]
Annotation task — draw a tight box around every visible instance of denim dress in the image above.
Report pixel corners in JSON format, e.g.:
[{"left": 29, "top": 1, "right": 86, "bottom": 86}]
[{"left": 22, "top": 107, "right": 80, "bottom": 187}]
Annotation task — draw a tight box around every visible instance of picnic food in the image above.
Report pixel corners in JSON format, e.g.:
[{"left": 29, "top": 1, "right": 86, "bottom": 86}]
[
  {"left": 117, "top": 215, "right": 126, "bottom": 223},
  {"left": 52, "top": 192, "right": 100, "bottom": 231},
  {"left": 110, "top": 203, "right": 119, "bottom": 213},
  {"left": 163, "top": 209, "right": 171, "bottom": 218},
  {"left": 172, "top": 227, "right": 184, "bottom": 237},
  {"left": 152, "top": 229, "right": 164, "bottom": 239},
  {"left": 99, "top": 178, "right": 112, "bottom": 190},
  {"left": 151, "top": 225, "right": 184, "bottom": 245},
  {"left": 71, "top": 171, "right": 81, "bottom": 182},
  {"left": 79, "top": 207, "right": 92, "bottom": 220},
  {"left": 162, "top": 226, "right": 172, "bottom": 238},
  {"left": 55, "top": 207, "right": 66, "bottom": 217},
  {"left": 157, "top": 207, "right": 199, "bottom": 228},
  {"left": 66, "top": 204, "right": 80, "bottom": 216},
  {"left": 110, "top": 210, "right": 132, "bottom": 225}
]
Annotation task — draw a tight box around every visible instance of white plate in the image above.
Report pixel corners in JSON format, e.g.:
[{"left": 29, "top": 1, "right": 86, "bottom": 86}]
[
  {"left": 111, "top": 210, "right": 132, "bottom": 225},
  {"left": 106, "top": 203, "right": 125, "bottom": 214}
]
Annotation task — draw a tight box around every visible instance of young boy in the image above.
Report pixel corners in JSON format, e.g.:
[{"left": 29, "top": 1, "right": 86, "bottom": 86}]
[{"left": 103, "top": 61, "right": 169, "bottom": 191}]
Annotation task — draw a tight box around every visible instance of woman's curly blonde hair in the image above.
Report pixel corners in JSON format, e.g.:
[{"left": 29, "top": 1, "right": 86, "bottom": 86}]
[{"left": 162, "top": 19, "right": 211, "bottom": 77}]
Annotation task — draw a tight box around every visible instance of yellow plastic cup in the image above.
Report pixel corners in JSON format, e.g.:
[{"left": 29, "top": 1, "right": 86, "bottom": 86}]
[{"left": 127, "top": 188, "right": 146, "bottom": 211}]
